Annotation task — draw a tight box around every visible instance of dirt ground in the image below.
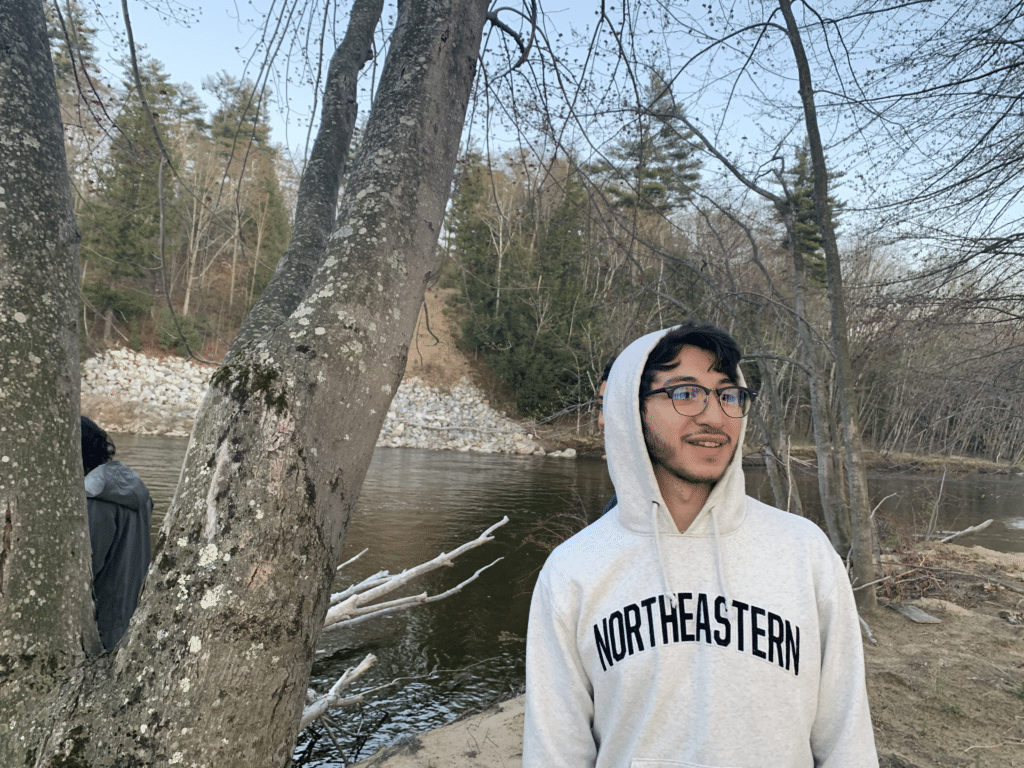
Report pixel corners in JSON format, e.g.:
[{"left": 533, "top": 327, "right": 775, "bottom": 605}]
[
  {"left": 403, "top": 287, "right": 477, "bottom": 388},
  {"left": 866, "top": 544, "right": 1024, "bottom": 767}
]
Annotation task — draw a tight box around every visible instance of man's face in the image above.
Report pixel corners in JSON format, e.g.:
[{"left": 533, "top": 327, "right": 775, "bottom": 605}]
[
  {"left": 641, "top": 345, "right": 742, "bottom": 489},
  {"left": 598, "top": 380, "right": 607, "bottom": 432}
]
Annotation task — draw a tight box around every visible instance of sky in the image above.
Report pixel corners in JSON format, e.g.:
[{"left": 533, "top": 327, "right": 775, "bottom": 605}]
[
  {"left": 74, "top": 0, "right": 968, "bottom": 238},
  {"left": 76, "top": 0, "right": 861, "bottom": 235},
  {"left": 80, "top": 1, "right": 673, "bottom": 162},
  {"left": 82, "top": 0, "right": 582, "bottom": 159},
  {"left": 85, "top": 0, "right": 342, "bottom": 157}
]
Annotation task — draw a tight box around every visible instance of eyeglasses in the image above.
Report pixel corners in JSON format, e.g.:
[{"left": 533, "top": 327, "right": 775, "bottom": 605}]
[{"left": 645, "top": 383, "right": 756, "bottom": 418}]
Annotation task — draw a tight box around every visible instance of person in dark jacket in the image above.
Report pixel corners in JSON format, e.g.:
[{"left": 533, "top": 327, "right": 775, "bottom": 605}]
[
  {"left": 598, "top": 357, "right": 617, "bottom": 516},
  {"left": 81, "top": 416, "right": 153, "bottom": 650}
]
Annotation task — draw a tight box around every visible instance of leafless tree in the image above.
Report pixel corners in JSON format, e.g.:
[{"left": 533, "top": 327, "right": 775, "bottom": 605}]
[{"left": 0, "top": 0, "right": 493, "bottom": 764}]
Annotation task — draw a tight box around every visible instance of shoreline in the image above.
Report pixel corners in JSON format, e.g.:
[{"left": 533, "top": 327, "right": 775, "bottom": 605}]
[
  {"left": 81, "top": 349, "right": 1020, "bottom": 476},
  {"left": 81, "top": 349, "right": 573, "bottom": 458}
]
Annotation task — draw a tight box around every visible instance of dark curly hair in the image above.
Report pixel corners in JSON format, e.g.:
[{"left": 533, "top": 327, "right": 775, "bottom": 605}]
[
  {"left": 81, "top": 416, "right": 116, "bottom": 474},
  {"left": 639, "top": 321, "right": 742, "bottom": 409}
]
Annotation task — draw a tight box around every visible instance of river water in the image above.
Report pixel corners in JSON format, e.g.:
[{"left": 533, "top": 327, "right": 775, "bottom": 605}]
[{"left": 112, "top": 434, "right": 1024, "bottom": 765}]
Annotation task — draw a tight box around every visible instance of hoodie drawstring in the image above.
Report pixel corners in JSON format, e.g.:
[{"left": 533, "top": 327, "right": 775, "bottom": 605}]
[
  {"left": 652, "top": 500, "right": 678, "bottom": 610},
  {"left": 709, "top": 504, "right": 732, "bottom": 606},
  {"left": 652, "top": 500, "right": 733, "bottom": 610}
]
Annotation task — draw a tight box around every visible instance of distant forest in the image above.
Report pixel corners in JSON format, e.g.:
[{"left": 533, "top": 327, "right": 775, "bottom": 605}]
[{"left": 51, "top": 1, "right": 1023, "bottom": 468}]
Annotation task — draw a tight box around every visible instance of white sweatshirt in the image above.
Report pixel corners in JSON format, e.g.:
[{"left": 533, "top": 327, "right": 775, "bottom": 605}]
[{"left": 524, "top": 328, "right": 877, "bottom": 767}]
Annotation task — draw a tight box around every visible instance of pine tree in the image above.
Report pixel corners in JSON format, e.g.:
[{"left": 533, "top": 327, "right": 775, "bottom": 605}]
[
  {"left": 588, "top": 70, "right": 702, "bottom": 214},
  {"left": 77, "top": 58, "right": 203, "bottom": 346},
  {"left": 46, "top": 0, "right": 97, "bottom": 82},
  {"left": 774, "top": 138, "right": 844, "bottom": 286},
  {"left": 205, "top": 73, "right": 272, "bottom": 150}
]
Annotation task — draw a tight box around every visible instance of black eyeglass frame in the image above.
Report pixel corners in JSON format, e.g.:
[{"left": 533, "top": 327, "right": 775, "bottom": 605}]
[{"left": 644, "top": 383, "right": 757, "bottom": 418}]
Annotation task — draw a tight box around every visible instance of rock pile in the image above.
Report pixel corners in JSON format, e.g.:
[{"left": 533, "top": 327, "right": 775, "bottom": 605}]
[
  {"left": 81, "top": 350, "right": 213, "bottom": 438},
  {"left": 80, "top": 350, "right": 574, "bottom": 457},
  {"left": 380, "top": 378, "right": 548, "bottom": 455}
]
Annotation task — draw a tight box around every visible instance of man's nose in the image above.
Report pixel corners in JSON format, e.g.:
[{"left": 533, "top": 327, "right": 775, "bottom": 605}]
[{"left": 696, "top": 393, "right": 728, "bottom": 423}]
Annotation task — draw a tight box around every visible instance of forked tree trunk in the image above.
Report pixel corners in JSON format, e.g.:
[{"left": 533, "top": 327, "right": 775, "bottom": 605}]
[{"left": 0, "top": 0, "right": 490, "bottom": 765}]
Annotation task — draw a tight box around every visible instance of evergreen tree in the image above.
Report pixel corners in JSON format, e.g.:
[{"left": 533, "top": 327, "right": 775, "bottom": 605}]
[
  {"left": 77, "top": 59, "right": 203, "bottom": 344},
  {"left": 205, "top": 72, "right": 272, "bottom": 148},
  {"left": 588, "top": 70, "right": 702, "bottom": 214},
  {"left": 774, "top": 138, "right": 844, "bottom": 286},
  {"left": 47, "top": 0, "right": 111, "bottom": 215},
  {"left": 452, "top": 156, "right": 596, "bottom": 417},
  {"left": 46, "top": 0, "right": 97, "bottom": 82}
]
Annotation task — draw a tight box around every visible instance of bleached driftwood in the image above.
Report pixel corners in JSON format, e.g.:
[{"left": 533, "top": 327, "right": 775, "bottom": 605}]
[
  {"left": 301, "top": 653, "right": 377, "bottom": 729},
  {"left": 859, "top": 616, "right": 877, "bottom": 645},
  {"left": 321, "top": 516, "right": 509, "bottom": 631},
  {"left": 939, "top": 519, "right": 993, "bottom": 544},
  {"left": 302, "top": 517, "right": 509, "bottom": 728}
]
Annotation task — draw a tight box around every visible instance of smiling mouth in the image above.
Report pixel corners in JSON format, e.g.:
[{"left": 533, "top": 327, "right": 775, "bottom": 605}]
[{"left": 686, "top": 434, "right": 729, "bottom": 449}]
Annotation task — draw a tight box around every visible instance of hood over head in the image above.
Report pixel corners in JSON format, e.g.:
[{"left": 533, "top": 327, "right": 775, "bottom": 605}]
[
  {"left": 603, "top": 326, "right": 749, "bottom": 537},
  {"left": 85, "top": 460, "right": 151, "bottom": 513}
]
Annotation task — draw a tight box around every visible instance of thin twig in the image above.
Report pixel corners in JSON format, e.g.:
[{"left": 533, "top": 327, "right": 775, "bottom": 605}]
[{"left": 923, "top": 467, "right": 947, "bottom": 543}]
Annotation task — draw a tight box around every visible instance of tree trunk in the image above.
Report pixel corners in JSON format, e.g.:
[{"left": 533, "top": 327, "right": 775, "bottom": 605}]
[
  {"left": 103, "top": 306, "right": 115, "bottom": 345},
  {"left": 778, "top": 0, "right": 877, "bottom": 611},
  {"left": 0, "top": 0, "right": 490, "bottom": 764},
  {"left": 789, "top": 238, "right": 851, "bottom": 554},
  {"left": 752, "top": 358, "right": 803, "bottom": 516},
  {"left": 0, "top": 0, "right": 103, "bottom": 749}
]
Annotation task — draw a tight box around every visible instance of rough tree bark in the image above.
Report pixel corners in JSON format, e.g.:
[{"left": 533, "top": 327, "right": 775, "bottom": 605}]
[
  {"left": 0, "top": 0, "right": 490, "bottom": 765},
  {"left": 0, "top": 0, "right": 102, "bottom": 730}
]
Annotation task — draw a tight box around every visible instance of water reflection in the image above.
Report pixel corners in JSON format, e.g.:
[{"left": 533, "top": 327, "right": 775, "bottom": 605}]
[{"left": 110, "top": 434, "right": 1024, "bottom": 764}]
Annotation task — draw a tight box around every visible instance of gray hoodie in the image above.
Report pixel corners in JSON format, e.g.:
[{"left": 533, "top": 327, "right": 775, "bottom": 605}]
[
  {"left": 86, "top": 460, "right": 153, "bottom": 650},
  {"left": 524, "top": 328, "right": 877, "bottom": 767}
]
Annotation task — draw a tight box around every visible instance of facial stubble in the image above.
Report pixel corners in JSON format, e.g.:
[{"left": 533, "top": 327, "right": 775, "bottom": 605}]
[{"left": 641, "top": 410, "right": 734, "bottom": 488}]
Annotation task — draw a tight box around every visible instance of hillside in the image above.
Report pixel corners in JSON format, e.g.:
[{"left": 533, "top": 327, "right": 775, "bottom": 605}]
[{"left": 403, "top": 287, "right": 477, "bottom": 389}]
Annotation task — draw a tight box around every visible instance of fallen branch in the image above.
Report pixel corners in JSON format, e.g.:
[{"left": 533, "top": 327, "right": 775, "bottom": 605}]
[
  {"left": 301, "top": 653, "right": 377, "bottom": 729},
  {"left": 854, "top": 575, "right": 892, "bottom": 591},
  {"left": 939, "top": 519, "right": 993, "bottom": 544},
  {"left": 304, "top": 655, "right": 507, "bottom": 733},
  {"left": 964, "top": 738, "right": 1024, "bottom": 752},
  {"left": 323, "top": 516, "right": 509, "bottom": 630},
  {"left": 302, "top": 518, "right": 509, "bottom": 728},
  {"left": 324, "top": 557, "right": 504, "bottom": 630},
  {"left": 877, "top": 560, "right": 1024, "bottom": 597}
]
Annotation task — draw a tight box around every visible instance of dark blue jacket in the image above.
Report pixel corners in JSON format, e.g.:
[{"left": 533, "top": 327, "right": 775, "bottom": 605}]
[{"left": 86, "top": 461, "right": 153, "bottom": 650}]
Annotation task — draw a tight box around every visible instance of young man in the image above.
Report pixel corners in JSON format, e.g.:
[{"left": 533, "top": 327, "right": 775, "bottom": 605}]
[
  {"left": 524, "top": 323, "right": 877, "bottom": 767},
  {"left": 82, "top": 416, "right": 154, "bottom": 650}
]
